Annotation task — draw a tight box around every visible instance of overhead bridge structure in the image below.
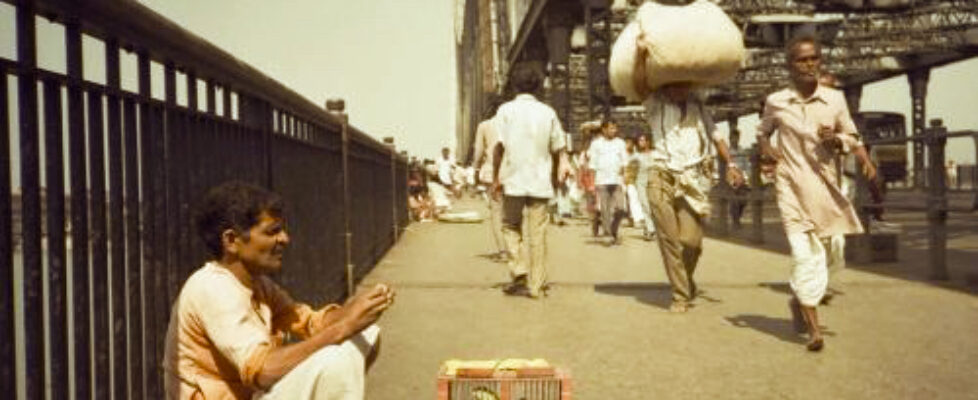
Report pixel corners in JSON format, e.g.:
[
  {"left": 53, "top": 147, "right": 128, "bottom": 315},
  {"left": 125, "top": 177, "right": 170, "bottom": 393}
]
[{"left": 455, "top": 0, "right": 978, "bottom": 186}]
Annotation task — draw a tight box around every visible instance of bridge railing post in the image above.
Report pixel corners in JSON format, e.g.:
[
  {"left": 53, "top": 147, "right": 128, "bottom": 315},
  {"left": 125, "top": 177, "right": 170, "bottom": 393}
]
[
  {"left": 714, "top": 161, "right": 730, "bottom": 237},
  {"left": 926, "top": 119, "right": 949, "bottom": 280},
  {"left": 749, "top": 145, "right": 765, "bottom": 244},
  {"left": 327, "top": 99, "right": 355, "bottom": 298}
]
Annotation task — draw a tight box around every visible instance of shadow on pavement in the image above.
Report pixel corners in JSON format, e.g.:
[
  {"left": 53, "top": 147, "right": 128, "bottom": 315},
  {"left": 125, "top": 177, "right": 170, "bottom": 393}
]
[
  {"left": 724, "top": 314, "right": 806, "bottom": 344},
  {"left": 758, "top": 282, "right": 792, "bottom": 296},
  {"left": 592, "top": 282, "right": 674, "bottom": 310},
  {"left": 474, "top": 252, "right": 507, "bottom": 264}
]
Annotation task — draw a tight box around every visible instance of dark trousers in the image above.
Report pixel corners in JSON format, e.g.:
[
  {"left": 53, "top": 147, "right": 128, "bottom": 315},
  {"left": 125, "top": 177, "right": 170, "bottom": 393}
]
[{"left": 596, "top": 184, "right": 625, "bottom": 239}]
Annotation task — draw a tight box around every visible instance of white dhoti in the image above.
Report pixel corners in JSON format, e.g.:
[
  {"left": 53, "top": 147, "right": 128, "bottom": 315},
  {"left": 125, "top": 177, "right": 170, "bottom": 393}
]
[
  {"left": 257, "top": 325, "right": 381, "bottom": 400},
  {"left": 788, "top": 233, "right": 846, "bottom": 306},
  {"left": 787, "top": 233, "right": 829, "bottom": 307},
  {"left": 626, "top": 184, "right": 646, "bottom": 224}
]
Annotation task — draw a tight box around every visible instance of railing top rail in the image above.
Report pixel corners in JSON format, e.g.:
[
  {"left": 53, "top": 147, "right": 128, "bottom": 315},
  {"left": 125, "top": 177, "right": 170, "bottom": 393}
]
[
  {"left": 862, "top": 130, "right": 978, "bottom": 146},
  {"left": 5, "top": 0, "right": 401, "bottom": 155}
]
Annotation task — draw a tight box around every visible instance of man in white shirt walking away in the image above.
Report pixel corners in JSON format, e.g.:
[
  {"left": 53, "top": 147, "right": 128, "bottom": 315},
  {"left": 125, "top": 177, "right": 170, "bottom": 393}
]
[
  {"left": 587, "top": 120, "right": 629, "bottom": 245},
  {"left": 492, "top": 64, "right": 569, "bottom": 299}
]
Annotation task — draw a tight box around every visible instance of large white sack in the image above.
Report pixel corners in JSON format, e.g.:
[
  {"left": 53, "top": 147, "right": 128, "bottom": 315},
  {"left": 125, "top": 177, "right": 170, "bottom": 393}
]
[
  {"left": 609, "top": 0, "right": 745, "bottom": 101},
  {"left": 609, "top": 22, "right": 643, "bottom": 102}
]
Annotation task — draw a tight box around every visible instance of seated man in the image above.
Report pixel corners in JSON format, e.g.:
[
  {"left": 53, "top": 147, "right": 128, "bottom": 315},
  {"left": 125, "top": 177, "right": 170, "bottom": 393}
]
[{"left": 164, "top": 181, "right": 395, "bottom": 399}]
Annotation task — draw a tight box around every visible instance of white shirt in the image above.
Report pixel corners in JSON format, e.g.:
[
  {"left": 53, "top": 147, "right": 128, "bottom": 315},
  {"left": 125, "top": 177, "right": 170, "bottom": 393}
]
[
  {"left": 436, "top": 155, "right": 455, "bottom": 184},
  {"left": 495, "top": 93, "right": 567, "bottom": 198},
  {"left": 587, "top": 136, "right": 628, "bottom": 186},
  {"left": 642, "top": 93, "right": 726, "bottom": 172}
]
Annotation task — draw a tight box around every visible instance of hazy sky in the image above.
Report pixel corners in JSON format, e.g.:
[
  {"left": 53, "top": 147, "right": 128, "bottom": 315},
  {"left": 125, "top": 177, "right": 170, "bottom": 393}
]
[
  {"left": 139, "top": 0, "right": 459, "bottom": 159},
  {"left": 1, "top": 1, "right": 976, "bottom": 164}
]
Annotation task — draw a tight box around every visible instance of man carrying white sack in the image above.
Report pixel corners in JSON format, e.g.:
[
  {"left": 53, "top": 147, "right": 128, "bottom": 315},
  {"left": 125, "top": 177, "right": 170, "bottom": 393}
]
[
  {"left": 757, "top": 35, "right": 875, "bottom": 352},
  {"left": 632, "top": 38, "right": 745, "bottom": 314}
]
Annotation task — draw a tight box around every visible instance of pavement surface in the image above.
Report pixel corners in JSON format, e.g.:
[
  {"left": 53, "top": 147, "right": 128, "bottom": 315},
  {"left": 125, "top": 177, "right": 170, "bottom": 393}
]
[{"left": 361, "top": 198, "right": 978, "bottom": 400}]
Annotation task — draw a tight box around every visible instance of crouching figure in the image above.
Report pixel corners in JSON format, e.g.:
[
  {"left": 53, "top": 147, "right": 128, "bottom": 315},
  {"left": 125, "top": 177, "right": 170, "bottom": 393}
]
[{"left": 164, "top": 181, "right": 394, "bottom": 399}]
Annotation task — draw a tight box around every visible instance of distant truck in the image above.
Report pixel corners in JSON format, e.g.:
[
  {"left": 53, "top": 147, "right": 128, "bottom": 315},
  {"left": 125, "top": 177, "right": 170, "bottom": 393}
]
[{"left": 856, "top": 111, "right": 907, "bottom": 187}]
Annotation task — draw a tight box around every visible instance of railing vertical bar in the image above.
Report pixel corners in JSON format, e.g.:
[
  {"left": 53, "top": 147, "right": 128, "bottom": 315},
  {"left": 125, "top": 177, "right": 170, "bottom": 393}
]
[
  {"left": 137, "top": 51, "right": 157, "bottom": 399},
  {"left": 16, "top": 1, "right": 45, "bottom": 397},
  {"left": 66, "top": 20, "right": 93, "bottom": 400},
  {"left": 163, "top": 63, "right": 179, "bottom": 315},
  {"left": 184, "top": 71, "right": 198, "bottom": 280},
  {"left": 122, "top": 96, "right": 143, "bottom": 399},
  {"left": 104, "top": 37, "right": 129, "bottom": 400},
  {"left": 86, "top": 88, "right": 110, "bottom": 398},
  {"left": 151, "top": 101, "right": 169, "bottom": 397},
  {"left": 749, "top": 146, "right": 764, "bottom": 244},
  {"left": 261, "top": 100, "right": 273, "bottom": 187},
  {"left": 43, "top": 77, "right": 70, "bottom": 400},
  {"left": 0, "top": 65, "right": 13, "bottom": 397},
  {"left": 222, "top": 86, "right": 233, "bottom": 179}
]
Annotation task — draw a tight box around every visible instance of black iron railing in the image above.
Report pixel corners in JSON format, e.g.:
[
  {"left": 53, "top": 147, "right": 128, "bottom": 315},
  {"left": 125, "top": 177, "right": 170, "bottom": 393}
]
[{"left": 1, "top": 0, "right": 409, "bottom": 398}]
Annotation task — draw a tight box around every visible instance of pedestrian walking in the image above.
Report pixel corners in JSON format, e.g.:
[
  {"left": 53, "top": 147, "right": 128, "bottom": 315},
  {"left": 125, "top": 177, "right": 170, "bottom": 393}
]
[
  {"left": 492, "top": 64, "right": 569, "bottom": 299},
  {"left": 757, "top": 35, "right": 876, "bottom": 351},
  {"left": 472, "top": 97, "right": 508, "bottom": 261},
  {"left": 630, "top": 134, "right": 657, "bottom": 240},
  {"left": 587, "top": 120, "right": 629, "bottom": 245},
  {"left": 632, "top": 34, "right": 745, "bottom": 313}
]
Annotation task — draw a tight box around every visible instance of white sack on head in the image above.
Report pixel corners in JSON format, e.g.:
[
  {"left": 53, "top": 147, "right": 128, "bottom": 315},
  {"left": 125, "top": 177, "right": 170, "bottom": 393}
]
[
  {"left": 609, "top": 22, "right": 643, "bottom": 102},
  {"left": 609, "top": 0, "right": 745, "bottom": 100}
]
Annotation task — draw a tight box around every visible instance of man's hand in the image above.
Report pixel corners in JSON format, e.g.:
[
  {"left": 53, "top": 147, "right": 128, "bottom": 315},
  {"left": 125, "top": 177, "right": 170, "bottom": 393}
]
[
  {"left": 759, "top": 153, "right": 779, "bottom": 176},
  {"left": 633, "top": 32, "right": 651, "bottom": 99},
  {"left": 636, "top": 32, "right": 649, "bottom": 57},
  {"left": 818, "top": 124, "right": 843, "bottom": 152},
  {"left": 726, "top": 164, "right": 746, "bottom": 188},
  {"left": 339, "top": 284, "right": 393, "bottom": 338},
  {"left": 862, "top": 160, "right": 877, "bottom": 181},
  {"left": 491, "top": 180, "right": 503, "bottom": 201}
]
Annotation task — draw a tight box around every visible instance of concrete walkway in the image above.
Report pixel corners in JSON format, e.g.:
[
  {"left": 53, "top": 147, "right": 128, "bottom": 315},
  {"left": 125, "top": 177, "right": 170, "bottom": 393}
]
[{"left": 361, "top": 200, "right": 978, "bottom": 400}]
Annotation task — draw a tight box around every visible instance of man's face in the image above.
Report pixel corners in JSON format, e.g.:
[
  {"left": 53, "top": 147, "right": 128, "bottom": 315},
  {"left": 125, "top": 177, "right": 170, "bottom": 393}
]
[
  {"left": 661, "top": 82, "right": 691, "bottom": 103},
  {"left": 603, "top": 124, "right": 618, "bottom": 138},
  {"left": 637, "top": 135, "right": 649, "bottom": 150},
  {"left": 235, "top": 211, "right": 289, "bottom": 275},
  {"left": 442, "top": 149, "right": 450, "bottom": 159},
  {"left": 789, "top": 42, "right": 821, "bottom": 86}
]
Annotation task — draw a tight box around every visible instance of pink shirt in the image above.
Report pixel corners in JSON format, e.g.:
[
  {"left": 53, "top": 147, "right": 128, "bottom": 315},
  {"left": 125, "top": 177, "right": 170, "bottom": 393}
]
[{"left": 758, "top": 85, "right": 864, "bottom": 237}]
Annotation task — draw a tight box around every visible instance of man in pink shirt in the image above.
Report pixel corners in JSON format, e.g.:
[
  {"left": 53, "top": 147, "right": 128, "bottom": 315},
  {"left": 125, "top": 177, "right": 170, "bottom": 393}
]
[
  {"left": 164, "top": 182, "right": 395, "bottom": 399},
  {"left": 757, "top": 35, "right": 876, "bottom": 352}
]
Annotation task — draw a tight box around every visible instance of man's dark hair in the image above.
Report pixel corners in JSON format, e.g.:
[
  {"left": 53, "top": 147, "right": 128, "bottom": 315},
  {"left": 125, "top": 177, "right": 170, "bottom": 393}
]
[
  {"left": 510, "top": 63, "right": 542, "bottom": 93},
  {"left": 600, "top": 118, "right": 617, "bottom": 130},
  {"left": 784, "top": 34, "right": 821, "bottom": 59},
  {"left": 196, "top": 181, "right": 284, "bottom": 258}
]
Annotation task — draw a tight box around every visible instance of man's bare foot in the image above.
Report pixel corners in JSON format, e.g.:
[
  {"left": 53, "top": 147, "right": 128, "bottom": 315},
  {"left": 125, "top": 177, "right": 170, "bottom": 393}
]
[
  {"left": 806, "top": 335, "right": 824, "bottom": 352},
  {"left": 669, "top": 302, "right": 688, "bottom": 313}
]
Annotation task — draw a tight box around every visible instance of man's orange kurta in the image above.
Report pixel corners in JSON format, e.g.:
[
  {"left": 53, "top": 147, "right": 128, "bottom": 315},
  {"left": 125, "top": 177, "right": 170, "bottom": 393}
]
[
  {"left": 163, "top": 262, "right": 339, "bottom": 399},
  {"left": 758, "top": 85, "right": 864, "bottom": 238}
]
